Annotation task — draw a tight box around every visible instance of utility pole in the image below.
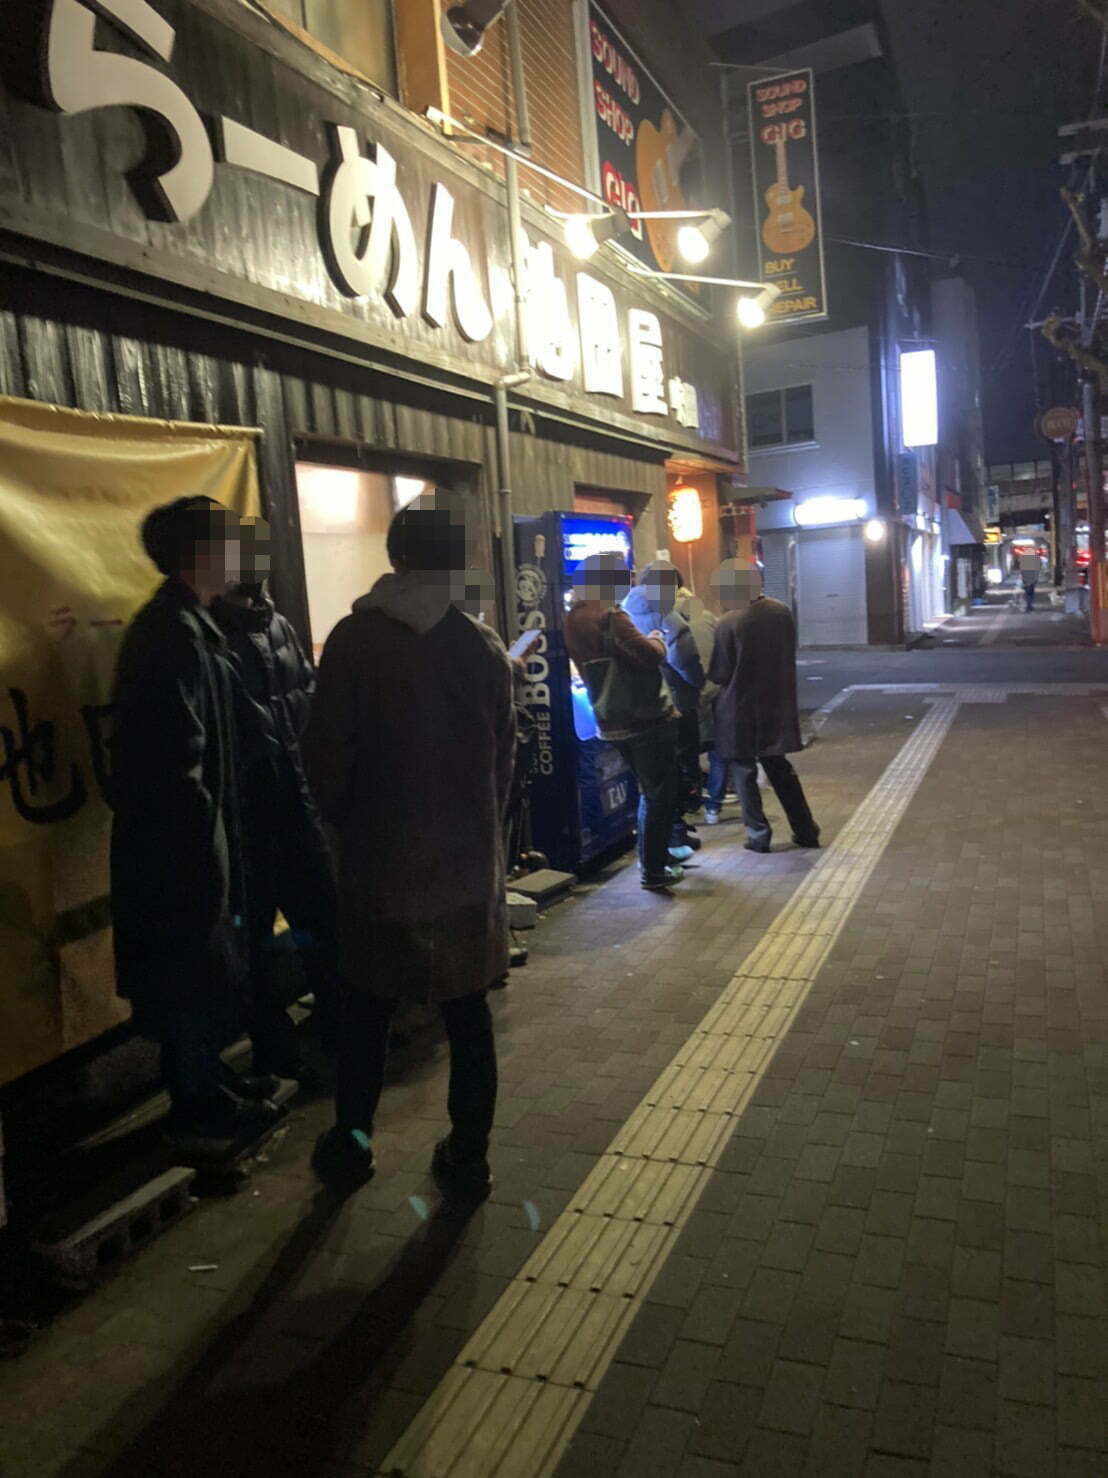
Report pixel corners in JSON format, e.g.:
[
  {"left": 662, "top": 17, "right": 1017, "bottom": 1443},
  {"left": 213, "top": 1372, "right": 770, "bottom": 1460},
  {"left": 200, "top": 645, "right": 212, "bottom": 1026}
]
[{"left": 1084, "top": 372, "right": 1106, "bottom": 638}]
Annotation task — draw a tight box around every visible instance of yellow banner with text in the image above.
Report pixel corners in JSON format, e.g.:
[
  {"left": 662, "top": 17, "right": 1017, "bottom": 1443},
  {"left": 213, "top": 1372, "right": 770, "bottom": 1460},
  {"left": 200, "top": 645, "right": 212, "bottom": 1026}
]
[{"left": 0, "top": 396, "right": 259, "bottom": 1087}]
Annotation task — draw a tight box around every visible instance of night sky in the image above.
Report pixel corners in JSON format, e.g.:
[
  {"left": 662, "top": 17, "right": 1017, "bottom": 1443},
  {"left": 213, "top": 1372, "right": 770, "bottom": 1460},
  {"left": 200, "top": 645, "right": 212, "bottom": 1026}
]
[{"left": 694, "top": 0, "right": 1101, "bottom": 464}]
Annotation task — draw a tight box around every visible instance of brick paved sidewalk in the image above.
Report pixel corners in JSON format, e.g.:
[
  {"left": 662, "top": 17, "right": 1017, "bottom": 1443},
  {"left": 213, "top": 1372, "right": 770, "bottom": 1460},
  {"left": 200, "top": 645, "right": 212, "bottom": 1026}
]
[{"left": 0, "top": 688, "right": 1106, "bottom": 1478}]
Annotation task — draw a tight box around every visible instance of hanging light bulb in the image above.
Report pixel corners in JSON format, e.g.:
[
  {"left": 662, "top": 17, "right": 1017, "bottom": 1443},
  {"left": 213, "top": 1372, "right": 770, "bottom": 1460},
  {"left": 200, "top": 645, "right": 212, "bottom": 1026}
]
[
  {"left": 736, "top": 284, "right": 781, "bottom": 329},
  {"left": 563, "top": 209, "right": 628, "bottom": 261},
  {"left": 676, "top": 209, "right": 731, "bottom": 266}
]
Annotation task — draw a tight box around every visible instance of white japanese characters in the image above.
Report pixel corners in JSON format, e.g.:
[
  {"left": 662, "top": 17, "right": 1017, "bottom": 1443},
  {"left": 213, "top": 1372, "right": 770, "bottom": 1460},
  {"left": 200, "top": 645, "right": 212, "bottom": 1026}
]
[
  {"left": 34, "top": 0, "right": 705, "bottom": 429},
  {"left": 577, "top": 275, "right": 624, "bottom": 398}
]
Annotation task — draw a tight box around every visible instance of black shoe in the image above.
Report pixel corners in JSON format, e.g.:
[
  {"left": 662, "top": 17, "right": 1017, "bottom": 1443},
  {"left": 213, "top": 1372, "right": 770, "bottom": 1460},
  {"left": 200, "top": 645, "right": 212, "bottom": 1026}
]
[
  {"left": 220, "top": 1063, "right": 283, "bottom": 1103},
  {"left": 682, "top": 831, "right": 703, "bottom": 852},
  {"left": 792, "top": 834, "right": 821, "bottom": 849},
  {"left": 312, "top": 1126, "right": 375, "bottom": 1190},
  {"left": 164, "top": 1099, "right": 284, "bottom": 1165},
  {"left": 509, "top": 943, "right": 529, "bottom": 968},
  {"left": 642, "top": 864, "right": 685, "bottom": 891},
  {"left": 745, "top": 839, "right": 772, "bottom": 853},
  {"left": 432, "top": 1137, "right": 492, "bottom": 1203}
]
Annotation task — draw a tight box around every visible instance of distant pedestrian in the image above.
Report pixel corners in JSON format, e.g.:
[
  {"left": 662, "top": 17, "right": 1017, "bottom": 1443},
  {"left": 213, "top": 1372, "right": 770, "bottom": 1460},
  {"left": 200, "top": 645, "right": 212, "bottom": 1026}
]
[
  {"left": 304, "top": 493, "right": 515, "bottom": 1201},
  {"left": 212, "top": 518, "right": 339, "bottom": 1086},
  {"left": 1018, "top": 549, "right": 1043, "bottom": 612},
  {"left": 565, "top": 553, "right": 683, "bottom": 891},
  {"left": 707, "top": 562, "right": 820, "bottom": 853},
  {"left": 111, "top": 496, "right": 281, "bottom": 1160}
]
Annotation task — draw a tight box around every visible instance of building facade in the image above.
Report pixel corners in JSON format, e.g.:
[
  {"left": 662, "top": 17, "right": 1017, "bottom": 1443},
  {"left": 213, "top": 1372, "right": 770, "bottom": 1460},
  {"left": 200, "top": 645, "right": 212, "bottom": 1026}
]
[{"left": 0, "top": 1, "right": 743, "bottom": 1128}]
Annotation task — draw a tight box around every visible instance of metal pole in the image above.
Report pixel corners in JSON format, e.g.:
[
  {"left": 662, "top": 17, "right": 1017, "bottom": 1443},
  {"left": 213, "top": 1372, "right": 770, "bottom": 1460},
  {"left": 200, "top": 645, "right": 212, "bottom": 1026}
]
[
  {"left": 1083, "top": 374, "right": 1105, "bottom": 641},
  {"left": 505, "top": 0, "right": 533, "bottom": 153}
]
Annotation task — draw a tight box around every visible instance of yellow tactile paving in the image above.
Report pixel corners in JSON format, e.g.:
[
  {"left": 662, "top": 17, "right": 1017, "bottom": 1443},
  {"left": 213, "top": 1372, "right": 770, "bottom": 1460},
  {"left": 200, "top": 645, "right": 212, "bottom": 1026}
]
[{"left": 377, "top": 687, "right": 1108, "bottom": 1477}]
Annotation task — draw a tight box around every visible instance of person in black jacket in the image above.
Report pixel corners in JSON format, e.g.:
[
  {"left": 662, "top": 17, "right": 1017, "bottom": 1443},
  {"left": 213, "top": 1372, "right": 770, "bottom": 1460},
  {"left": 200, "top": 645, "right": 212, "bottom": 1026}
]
[
  {"left": 212, "top": 519, "right": 338, "bottom": 1081},
  {"left": 707, "top": 563, "right": 820, "bottom": 853},
  {"left": 111, "top": 497, "right": 281, "bottom": 1158}
]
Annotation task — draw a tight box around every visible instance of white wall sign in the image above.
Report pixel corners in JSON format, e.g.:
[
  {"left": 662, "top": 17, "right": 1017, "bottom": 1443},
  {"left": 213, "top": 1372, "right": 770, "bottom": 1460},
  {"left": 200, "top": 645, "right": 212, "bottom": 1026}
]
[
  {"left": 422, "top": 183, "right": 493, "bottom": 343},
  {"left": 577, "top": 274, "right": 624, "bottom": 397},
  {"left": 668, "top": 377, "right": 700, "bottom": 430},
  {"left": 628, "top": 309, "right": 667, "bottom": 416},
  {"left": 523, "top": 236, "right": 576, "bottom": 382}
]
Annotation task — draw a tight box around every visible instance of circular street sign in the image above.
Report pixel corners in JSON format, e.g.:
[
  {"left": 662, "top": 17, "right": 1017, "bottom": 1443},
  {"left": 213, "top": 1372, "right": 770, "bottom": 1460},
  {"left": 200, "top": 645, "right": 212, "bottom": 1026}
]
[{"left": 1038, "top": 405, "right": 1080, "bottom": 442}]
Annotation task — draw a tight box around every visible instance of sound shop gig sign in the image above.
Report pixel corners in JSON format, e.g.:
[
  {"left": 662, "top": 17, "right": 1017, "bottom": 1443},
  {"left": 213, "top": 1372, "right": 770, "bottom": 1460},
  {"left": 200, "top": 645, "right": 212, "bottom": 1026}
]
[
  {"left": 747, "top": 68, "right": 828, "bottom": 325},
  {"left": 582, "top": 4, "right": 707, "bottom": 292}
]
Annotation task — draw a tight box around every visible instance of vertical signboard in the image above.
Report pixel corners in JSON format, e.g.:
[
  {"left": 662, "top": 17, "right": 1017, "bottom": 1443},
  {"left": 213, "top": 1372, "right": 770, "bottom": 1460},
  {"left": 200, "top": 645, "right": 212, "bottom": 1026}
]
[
  {"left": 747, "top": 68, "right": 827, "bottom": 324},
  {"left": 580, "top": 3, "right": 706, "bottom": 287}
]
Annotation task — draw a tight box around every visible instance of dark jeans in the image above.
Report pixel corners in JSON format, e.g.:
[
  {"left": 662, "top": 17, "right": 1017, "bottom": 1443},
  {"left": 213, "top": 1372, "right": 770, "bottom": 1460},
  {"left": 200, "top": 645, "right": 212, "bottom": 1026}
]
[
  {"left": 732, "top": 755, "right": 819, "bottom": 847},
  {"left": 706, "top": 748, "right": 730, "bottom": 810},
  {"left": 336, "top": 991, "right": 498, "bottom": 1161},
  {"left": 1023, "top": 580, "right": 1036, "bottom": 612},
  {"left": 160, "top": 1005, "right": 225, "bottom": 1131},
  {"left": 616, "top": 720, "right": 680, "bottom": 879},
  {"left": 674, "top": 710, "right": 703, "bottom": 814},
  {"left": 246, "top": 819, "right": 339, "bottom": 1073}
]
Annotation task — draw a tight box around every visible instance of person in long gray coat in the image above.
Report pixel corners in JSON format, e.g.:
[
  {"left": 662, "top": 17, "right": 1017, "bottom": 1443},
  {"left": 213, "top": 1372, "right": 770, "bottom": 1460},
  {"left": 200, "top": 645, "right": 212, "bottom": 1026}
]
[
  {"left": 707, "top": 563, "right": 820, "bottom": 853},
  {"left": 303, "top": 494, "right": 515, "bottom": 1199}
]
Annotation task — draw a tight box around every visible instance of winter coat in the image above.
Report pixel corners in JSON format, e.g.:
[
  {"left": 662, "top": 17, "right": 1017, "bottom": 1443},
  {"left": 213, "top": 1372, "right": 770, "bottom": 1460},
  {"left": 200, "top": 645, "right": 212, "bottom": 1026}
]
[
  {"left": 302, "top": 573, "right": 516, "bottom": 1004},
  {"left": 708, "top": 596, "right": 804, "bottom": 761},
  {"left": 211, "top": 592, "right": 322, "bottom": 829},
  {"left": 109, "top": 579, "right": 246, "bottom": 1035},
  {"left": 563, "top": 600, "right": 673, "bottom": 741},
  {"left": 676, "top": 591, "right": 719, "bottom": 746},
  {"left": 622, "top": 583, "right": 705, "bottom": 713}
]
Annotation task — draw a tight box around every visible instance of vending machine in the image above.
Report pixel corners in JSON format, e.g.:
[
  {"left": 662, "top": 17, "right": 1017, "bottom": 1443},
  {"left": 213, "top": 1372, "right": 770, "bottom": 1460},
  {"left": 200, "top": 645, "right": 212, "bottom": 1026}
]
[{"left": 514, "top": 511, "right": 639, "bottom": 875}]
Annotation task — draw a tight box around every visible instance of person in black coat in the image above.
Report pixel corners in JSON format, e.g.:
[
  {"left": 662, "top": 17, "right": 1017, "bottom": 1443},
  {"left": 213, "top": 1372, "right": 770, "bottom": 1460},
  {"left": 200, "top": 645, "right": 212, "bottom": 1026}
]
[
  {"left": 707, "top": 563, "right": 820, "bottom": 854},
  {"left": 110, "top": 497, "right": 280, "bottom": 1156},
  {"left": 211, "top": 521, "right": 338, "bottom": 1078}
]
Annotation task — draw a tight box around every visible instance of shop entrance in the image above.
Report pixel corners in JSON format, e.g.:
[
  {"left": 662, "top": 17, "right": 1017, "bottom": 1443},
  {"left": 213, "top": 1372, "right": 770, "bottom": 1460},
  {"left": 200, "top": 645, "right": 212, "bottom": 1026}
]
[{"left": 294, "top": 448, "right": 486, "bottom": 659}]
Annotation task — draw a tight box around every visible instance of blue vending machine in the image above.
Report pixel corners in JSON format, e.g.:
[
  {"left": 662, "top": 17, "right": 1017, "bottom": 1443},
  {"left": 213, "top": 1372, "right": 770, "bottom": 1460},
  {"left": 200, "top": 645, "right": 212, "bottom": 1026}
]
[{"left": 514, "top": 511, "right": 639, "bottom": 875}]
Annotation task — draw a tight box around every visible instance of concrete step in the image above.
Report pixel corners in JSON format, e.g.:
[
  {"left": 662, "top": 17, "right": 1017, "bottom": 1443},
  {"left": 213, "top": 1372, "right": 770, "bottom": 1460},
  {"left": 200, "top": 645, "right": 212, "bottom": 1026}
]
[{"left": 32, "top": 1166, "right": 196, "bottom": 1288}]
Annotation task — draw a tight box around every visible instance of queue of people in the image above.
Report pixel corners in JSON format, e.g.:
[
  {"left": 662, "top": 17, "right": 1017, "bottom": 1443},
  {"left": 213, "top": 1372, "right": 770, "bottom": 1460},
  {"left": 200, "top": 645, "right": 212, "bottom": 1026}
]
[{"left": 108, "top": 490, "right": 818, "bottom": 1191}]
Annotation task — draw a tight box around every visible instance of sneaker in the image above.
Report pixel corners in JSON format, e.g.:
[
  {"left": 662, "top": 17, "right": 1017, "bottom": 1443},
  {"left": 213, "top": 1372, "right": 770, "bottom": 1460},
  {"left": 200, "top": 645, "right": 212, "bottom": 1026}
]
[
  {"left": 642, "top": 864, "right": 685, "bottom": 891},
  {"left": 163, "top": 1099, "right": 284, "bottom": 1165},
  {"left": 682, "top": 831, "right": 703, "bottom": 852},
  {"left": 792, "top": 834, "right": 821, "bottom": 849},
  {"left": 668, "top": 844, "right": 695, "bottom": 863},
  {"left": 432, "top": 1137, "right": 492, "bottom": 1203},
  {"left": 312, "top": 1126, "right": 375, "bottom": 1190},
  {"left": 704, "top": 809, "right": 721, "bottom": 826}
]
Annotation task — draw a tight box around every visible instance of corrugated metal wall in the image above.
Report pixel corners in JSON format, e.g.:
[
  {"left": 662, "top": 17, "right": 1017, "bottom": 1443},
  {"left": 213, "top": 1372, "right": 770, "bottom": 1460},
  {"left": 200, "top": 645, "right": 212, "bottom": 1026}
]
[{"left": 0, "top": 263, "right": 667, "bottom": 639}]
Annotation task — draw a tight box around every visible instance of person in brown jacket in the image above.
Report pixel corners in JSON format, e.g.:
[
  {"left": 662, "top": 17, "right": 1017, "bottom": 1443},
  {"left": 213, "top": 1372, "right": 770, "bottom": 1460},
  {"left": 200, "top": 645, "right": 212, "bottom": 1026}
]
[
  {"left": 707, "top": 562, "right": 819, "bottom": 853},
  {"left": 564, "top": 553, "right": 684, "bottom": 890},
  {"left": 303, "top": 494, "right": 516, "bottom": 1200}
]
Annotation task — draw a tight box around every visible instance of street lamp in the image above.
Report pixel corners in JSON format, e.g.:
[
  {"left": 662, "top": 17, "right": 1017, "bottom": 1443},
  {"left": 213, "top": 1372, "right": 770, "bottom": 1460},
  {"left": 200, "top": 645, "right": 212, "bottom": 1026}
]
[{"left": 440, "top": 0, "right": 513, "bottom": 57}]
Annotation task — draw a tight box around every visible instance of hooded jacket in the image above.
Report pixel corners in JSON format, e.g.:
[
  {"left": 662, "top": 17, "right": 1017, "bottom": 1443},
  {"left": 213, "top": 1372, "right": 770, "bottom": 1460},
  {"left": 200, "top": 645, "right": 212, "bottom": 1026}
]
[
  {"left": 302, "top": 572, "right": 516, "bottom": 1002},
  {"left": 622, "top": 563, "right": 705, "bottom": 713}
]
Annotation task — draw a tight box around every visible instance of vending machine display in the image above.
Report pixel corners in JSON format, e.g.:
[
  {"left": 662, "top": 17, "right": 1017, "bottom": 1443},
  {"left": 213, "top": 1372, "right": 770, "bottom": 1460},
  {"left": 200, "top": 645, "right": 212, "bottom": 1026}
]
[{"left": 514, "top": 512, "right": 639, "bottom": 874}]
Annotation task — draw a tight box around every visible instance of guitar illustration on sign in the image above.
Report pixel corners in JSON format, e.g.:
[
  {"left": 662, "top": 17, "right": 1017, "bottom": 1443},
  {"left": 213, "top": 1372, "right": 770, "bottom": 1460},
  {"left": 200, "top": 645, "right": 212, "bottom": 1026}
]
[
  {"left": 761, "top": 133, "right": 816, "bottom": 255},
  {"left": 635, "top": 107, "right": 697, "bottom": 273}
]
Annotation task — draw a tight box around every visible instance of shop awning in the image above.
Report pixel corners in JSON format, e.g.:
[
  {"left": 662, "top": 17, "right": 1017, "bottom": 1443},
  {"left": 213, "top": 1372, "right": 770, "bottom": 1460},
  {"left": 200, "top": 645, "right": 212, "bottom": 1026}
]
[
  {"left": 946, "top": 506, "right": 986, "bottom": 546},
  {"left": 722, "top": 485, "right": 794, "bottom": 504}
]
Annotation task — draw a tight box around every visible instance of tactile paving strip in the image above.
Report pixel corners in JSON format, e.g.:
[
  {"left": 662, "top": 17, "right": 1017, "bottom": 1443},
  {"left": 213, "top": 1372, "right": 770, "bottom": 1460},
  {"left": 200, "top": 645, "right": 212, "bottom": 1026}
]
[{"left": 380, "top": 688, "right": 1108, "bottom": 1476}]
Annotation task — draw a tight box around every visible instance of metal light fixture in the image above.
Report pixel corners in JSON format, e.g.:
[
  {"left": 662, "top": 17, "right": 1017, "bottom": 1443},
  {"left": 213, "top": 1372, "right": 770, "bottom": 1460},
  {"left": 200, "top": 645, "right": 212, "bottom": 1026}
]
[
  {"left": 561, "top": 206, "right": 732, "bottom": 264},
  {"left": 865, "top": 518, "right": 887, "bottom": 543},
  {"left": 440, "top": 0, "right": 513, "bottom": 57},
  {"left": 564, "top": 209, "right": 630, "bottom": 261},
  {"left": 736, "top": 284, "right": 782, "bottom": 329},
  {"left": 676, "top": 208, "right": 731, "bottom": 266}
]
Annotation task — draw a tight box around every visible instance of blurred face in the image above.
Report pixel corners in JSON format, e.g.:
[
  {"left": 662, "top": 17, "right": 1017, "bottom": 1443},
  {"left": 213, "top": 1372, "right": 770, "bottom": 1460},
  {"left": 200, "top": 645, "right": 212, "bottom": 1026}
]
[
  {"left": 574, "top": 564, "right": 632, "bottom": 606},
  {"left": 189, "top": 506, "right": 242, "bottom": 593},
  {"left": 712, "top": 560, "right": 762, "bottom": 613},
  {"left": 238, "top": 516, "right": 273, "bottom": 586},
  {"left": 638, "top": 568, "right": 679, "bottom": 616}
]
